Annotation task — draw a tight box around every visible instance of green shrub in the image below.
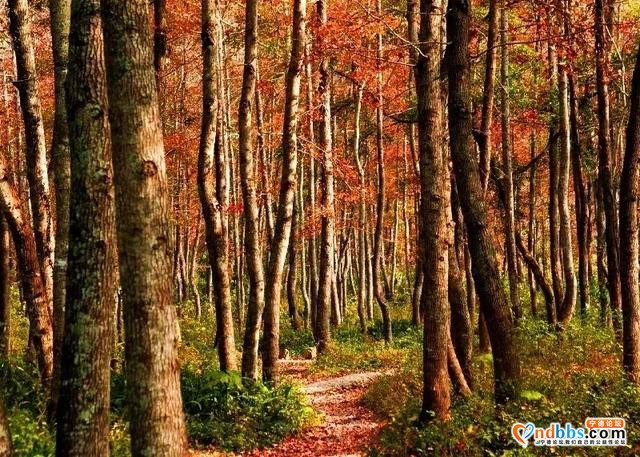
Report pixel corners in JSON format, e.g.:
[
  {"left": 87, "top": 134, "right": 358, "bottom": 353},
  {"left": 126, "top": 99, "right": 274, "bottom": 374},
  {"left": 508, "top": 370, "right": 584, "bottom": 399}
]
[
  {"left": 8, "top": 408, "right": 54, "bottom": 457},
  {"left": 181, "top": 368, "right": 316, "bottom": 451}
]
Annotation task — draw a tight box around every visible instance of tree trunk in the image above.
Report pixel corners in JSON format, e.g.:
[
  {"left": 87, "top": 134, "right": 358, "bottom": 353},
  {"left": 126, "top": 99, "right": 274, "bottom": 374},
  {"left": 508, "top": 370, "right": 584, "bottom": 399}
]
[
  {"left": 287, "top": 196, "right": 302, "bottom": 331},
  {"left": 479, "top": 0, "right": 498, "bottom": 191},
  {"left": 56, "top": 1, "right": 117, "bottom": 452},
  {"left": 499, "top": 2, "right": 520, "bottom": 322},
  {"left": 7, "top": 0, "right": 54, "bottom": 314},
  {"left": 619, "top": 44, "right": 640, "bottom": 384},
  {"left": 238, "top": 0, "right": 266, "bottom": 380},
  {"left": 315, "top": 0, "right": 335, "bottom": 353},
  {"left": 48, "top": 0, "right": 71, "bottom": 423},
  {"left": 0, "top": 155, "right": 53, "bottom": 390},
  {"left": 262, "top": 0, "right": 306, "bottom": 382},
  {"left": 0, "top": 216, "right": 9, "bottom": 358},
  {"left": 198, "top": 0, "right": 237, "bottom": 373},
  {"left": 0, "top": 394, "right": 12, "bottom": 457},
  {"left": 446, "top": 0, "right": 520, "bottom": 404},
  {"left": 101, "top": 0, "right": 187, "bottom": 453},
  {"left": 595, "top": 0, "right": 622, "bottom": 326},
  {"left": 416, "top": 0, "right": 449, "bottom": 421}
]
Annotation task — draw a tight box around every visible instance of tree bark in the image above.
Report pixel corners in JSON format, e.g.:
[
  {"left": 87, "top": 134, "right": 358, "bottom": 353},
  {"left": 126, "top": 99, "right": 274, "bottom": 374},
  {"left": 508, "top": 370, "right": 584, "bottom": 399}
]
[
  {"left": 619, "top": 44, "right": 640, "bottom": 383},
  {"left": 446, "top": 0, "right": 520, "bottom": 404},
  {"left": 0, "top": 216, "right": 9, "bottom": 358},
  {"left": 0, "top": 394, "right": 12, "bottom": 457},
  {"left": 56, "top": 0, "right": 117, "bottom": 452},
  {"left": 101, "top": 0, "right": 187, "bottom": 453},
  {"left": 479, "top": 0, "right": 498, "bottom": 192}
]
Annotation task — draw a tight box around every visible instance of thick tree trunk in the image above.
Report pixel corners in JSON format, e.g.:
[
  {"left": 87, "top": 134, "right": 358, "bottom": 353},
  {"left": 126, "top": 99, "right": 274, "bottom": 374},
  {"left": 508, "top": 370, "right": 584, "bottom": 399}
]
[
  {"left": 56, "top": 1, "right": 117, "bottom": 452},
  {"left": 48, "top": 0, "right": 71, "bottom": 423},
  {"left": 416, "top": 0, "right": 449, "bottom": 421},
  {"left": 198, "top": 0, "right": 237, "bottom": 373},
  {"left": 315, "top": 0, "right": 335, "bottom": 353},
  {"left": 595, "top": 0, "right": 622, "bottom": 326},
  {"left": 238, "top": 0, "right": 266, "bottom": 380},
  {"left": 619, "top": 45, "right": 640, "bottom": 384},
  {"left": 7, "top": 0, "right": 54, "bottom": 313},
  {"left": 101, "top": 0, "right": 187, "bottom": 454},
  {"left": 446, "top": 0, "right": 520, "bottom": 404},
  {"left": 262, "top": 0, "right": 305, "bottom": 382}
]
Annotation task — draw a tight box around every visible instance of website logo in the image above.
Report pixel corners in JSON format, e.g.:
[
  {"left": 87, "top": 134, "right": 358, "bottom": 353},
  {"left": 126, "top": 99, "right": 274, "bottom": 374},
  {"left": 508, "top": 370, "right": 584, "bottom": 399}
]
[{"left": 511, "top": 418, "right": 626, "bottom": 448}]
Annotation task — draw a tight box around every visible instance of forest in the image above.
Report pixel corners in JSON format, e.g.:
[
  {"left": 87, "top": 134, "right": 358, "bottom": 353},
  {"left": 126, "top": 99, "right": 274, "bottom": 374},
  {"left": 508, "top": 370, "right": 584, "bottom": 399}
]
[{"left": 0, "top": 0, "right": 640, "bottom": 455}]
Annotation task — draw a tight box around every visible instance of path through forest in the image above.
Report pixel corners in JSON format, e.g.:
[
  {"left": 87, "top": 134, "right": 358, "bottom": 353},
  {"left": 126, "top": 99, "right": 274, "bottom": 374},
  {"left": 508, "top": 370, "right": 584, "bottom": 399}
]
[{"left": 242, "top": 361, "right": 385, "bottom": 457}]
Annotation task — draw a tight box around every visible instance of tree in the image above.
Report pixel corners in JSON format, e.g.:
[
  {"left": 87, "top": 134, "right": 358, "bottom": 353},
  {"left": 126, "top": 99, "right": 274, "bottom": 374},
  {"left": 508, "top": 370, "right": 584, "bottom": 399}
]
[
  {"left": 416, "top": 0, "right": 450, "bottom": 421},
  {"left": 238, "top": 0, "right": 266, "bottom": 380},
  {"left": 56, "top": 0, "right": 117, "bottom": 452},
  {"left": 262, "top": 0, "right": 306, "bottom": 383},
  {"left": 0, "top": 395, "right": 11, "bottom": 457},
  {"left": 198, "top": 0, "right": 237, "bottom": 373},
  {"left": 446, "top": 0, "right": 520, "bottom": 404},
  {"left": 619, "top": 44, "right": 640, "bottom": 383},
  {"left": 100, "top": 0, "right": 187, "bottom": 454},
  {"left": 315, "top": 0, "right": 335, "bottom": 353}
]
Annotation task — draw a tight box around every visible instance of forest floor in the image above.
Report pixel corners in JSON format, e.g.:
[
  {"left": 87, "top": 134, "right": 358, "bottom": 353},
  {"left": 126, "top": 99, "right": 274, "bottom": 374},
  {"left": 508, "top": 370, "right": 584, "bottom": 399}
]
[
  {"left": 226, "top": 360, "right": 384, "bottom": 457},
  {"left": 242, "top": 360, "right": 384, "bottom": 457}
]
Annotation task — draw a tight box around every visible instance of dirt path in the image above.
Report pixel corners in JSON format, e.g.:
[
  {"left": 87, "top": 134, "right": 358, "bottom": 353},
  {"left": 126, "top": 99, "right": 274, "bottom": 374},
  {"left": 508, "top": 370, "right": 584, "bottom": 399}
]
[{"left": 242, "top": 361, "right": 385, "bottom": 457}]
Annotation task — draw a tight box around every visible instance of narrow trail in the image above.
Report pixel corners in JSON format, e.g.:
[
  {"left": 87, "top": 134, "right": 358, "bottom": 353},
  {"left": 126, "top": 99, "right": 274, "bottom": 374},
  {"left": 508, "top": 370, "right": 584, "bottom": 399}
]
[{"left": 242, "top": 361, "right": 385, "bottom": 457}]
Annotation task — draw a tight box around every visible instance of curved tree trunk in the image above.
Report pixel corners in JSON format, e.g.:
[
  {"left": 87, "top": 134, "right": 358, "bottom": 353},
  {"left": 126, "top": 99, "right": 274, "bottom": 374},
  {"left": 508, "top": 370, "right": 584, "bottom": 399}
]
[
  {"left": 446, "top": 0, "right": 520, "bottom": 404},
  {"left": 101, "top": 0, "right": 187, "bottom": 454},
  {"left": 56, "top": 0, "right": 117, "bottom": 452}
]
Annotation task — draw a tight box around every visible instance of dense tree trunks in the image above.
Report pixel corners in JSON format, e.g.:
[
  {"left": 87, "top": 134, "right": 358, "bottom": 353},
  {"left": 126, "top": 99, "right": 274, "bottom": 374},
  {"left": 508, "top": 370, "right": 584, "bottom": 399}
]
[
  {"left": 595, "top": 0, "right": 622, "bottom": 324},
  {"left": 56, "top": 0, "right": 117, "bottom": 452},
  {"left": 619, "top": 45, "right": 640, "bottom": 383},
  {"left": 0, "top": 216, "right": 8, "bottom": 358},
  {"left": 0, "top": 395, "right": 11, "bottom": 457},
  {"left": 48, "top": 0, "right": 71, "bottom": 423},
  {"left": 479, "top": 0, "right": 498, "bottom": 191},
  {"left": 262, "top": 0, "right": 306, "bottom": 382},
  {"left": 238, "top": 0, "right": 266, "bottom": 380},
  {"left": 499, "top": 2, "right": 520, "bottom": 321},
  {"left": 569, "top": 76, "right": 590, "bottom": 317},
  {"left": 446, "top": 0, "right": 520, "bottom": 404},
  {"left": 416, "top": 0, "right": 449, "bottom": 422},
  {"left": 315, "top": 0, "right": 334, "bottom": 353},
  {"left": 100, "top": 0, "right": 187, "bottom": 454},
  {"left": 198, "top": 0, "right": 237, "bottom": 373},
  {"left": 0, "top": 155, "right": 53, "bottom": 388},
  {"left": 7, "top": 0, "right": 55, "bottom": 311}
]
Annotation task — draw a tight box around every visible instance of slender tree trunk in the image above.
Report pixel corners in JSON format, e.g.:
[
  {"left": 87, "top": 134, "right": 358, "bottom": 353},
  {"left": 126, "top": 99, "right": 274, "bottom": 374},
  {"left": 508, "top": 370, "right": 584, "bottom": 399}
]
[
  {"left": 287, "top": 196, "right": 302, "bottom": 331},
  {"left": 0, "top": 216, "right": 9, "bottom": 358},
  {"left": 619, "top": 44, "right": 640, "bottom": 384},
  {"left": 353, "top": 84, "right": 367, "bottom": 334},
  {"left": 7, "top": 0, "right": 54, "bottom": 313},
  {"left": 0, "top": 155, "right": 53, "bottom": 390},
  {"left": 479, "top": 0, "right": 498, "bottom": 191},
  {"left": 56, "top": 1, "right": 117, "bottom": 452},
  {"left": 238, "top": 0, "right": 266, "bottom": 380},
  {"left": 101, "top": 0, "right": 187, "bottom": 453},
  {"left": 198, "top": 0, "right": 237, "bottom": 373},
  {"left": 153, "top": 0, "right": 167, "bottom": 79},
  {"left": 315, "top": 0, "right": 335, "bottom": 353},
  {"left": 499, "top": 2, "right": 520, "bottom": 321},
  {"left": 416, "top": 0, "right": 449, "bottom": 421},
  {"left": 446, "top": 0, "right": 520, "bottom": 404},
  {"left": 262, "top": 0, "right": 306, "bottom": 382},
  {"left": 48, "top": 0, "right": 71, "bottom": 422},
  {"left": 595, "top": 0, "right": 622, "bottom": 327}
]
